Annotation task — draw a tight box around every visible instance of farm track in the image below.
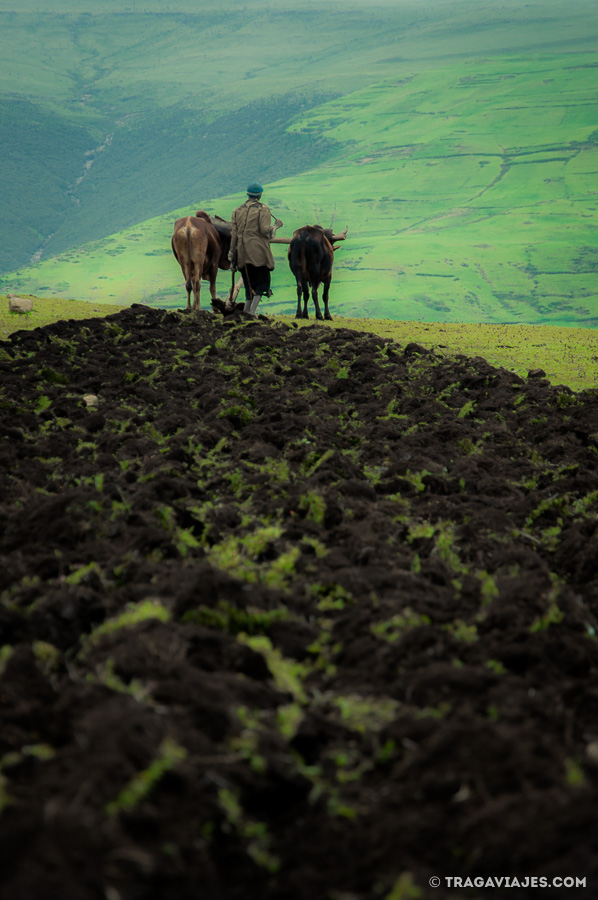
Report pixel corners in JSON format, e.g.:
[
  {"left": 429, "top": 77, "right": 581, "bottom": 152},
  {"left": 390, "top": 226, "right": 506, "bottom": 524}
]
[{"left": 1, "top": 304, "right": 598, "bottom": 899}]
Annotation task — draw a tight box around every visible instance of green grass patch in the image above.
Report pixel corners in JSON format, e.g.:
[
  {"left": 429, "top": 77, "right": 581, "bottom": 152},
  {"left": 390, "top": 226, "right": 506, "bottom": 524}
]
[{"left": 0, "top": 294, "right": 125, "bottom": 341}]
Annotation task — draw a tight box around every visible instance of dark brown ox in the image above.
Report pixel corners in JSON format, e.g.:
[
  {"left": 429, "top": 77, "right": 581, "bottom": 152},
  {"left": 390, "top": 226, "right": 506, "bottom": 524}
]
[
  {"left": 288, "top": 225, "right": 337, "bottom": 321},
  {"left": 171, "top": 211, "right": 231, "bottom": 311}
]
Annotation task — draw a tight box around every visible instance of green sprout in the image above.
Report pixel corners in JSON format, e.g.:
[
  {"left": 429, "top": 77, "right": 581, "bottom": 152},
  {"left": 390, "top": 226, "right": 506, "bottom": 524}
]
[
  {"left": 333, "top": 694, "right": 399, "bottom": 734},
  {"left": 238, "top": 634, "right": 310, "bottom": 702},
  {"left": 65, "top": 561, "right": 104, "bottom": 586},
  {"left": 87, "top": 658, "right": 154, "bottom": 705},
  {"left": 80, "top": 599, "right": 171, "bottom": 656},
  {"left": 0, "top": 645, "right": 13, "bottom": 678},
  {"left": 564, "top": 758, "right": 586, "bottom": 788},
  {"left": 384, "top": 872, "right": 422, "bottom": 900},
  {"left": 530, "top": 600, "right": 564, "bottom": 632},
  {"left": 32, "top": 641, "right": 60, "bottom": 677},
  {"left": 371, "top": 609, "right": 430, "bottom": 643},
  {"left": 443, "top": 620, "right": 478, "bottom": 643},
  {"left": 485, "top": 659, "right": 506, "bottom": 675},
  {"left": 182, "top": 601, "right": 290, "bottom": 635},
  {"left": 276, "top": 702, "right": 304, "bottom": 739},
  {"left": 298, "top": 490, "right": 327, "bottom": 525},
  {"left": 218, "top": 788, "right": 280, "bottom": 873},
  {"left": 105, "top": 738, "right": 187, "bottom": 816}
]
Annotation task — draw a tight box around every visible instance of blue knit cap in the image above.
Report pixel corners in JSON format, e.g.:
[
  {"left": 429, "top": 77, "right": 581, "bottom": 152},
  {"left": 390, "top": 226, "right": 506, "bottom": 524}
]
[{"left": 247, "top": 181, "right": 263, "bottom": 197}]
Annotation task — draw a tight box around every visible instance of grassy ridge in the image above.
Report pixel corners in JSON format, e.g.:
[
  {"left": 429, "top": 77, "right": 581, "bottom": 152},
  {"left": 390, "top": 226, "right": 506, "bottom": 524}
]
[
  {"left": 318, "top": 318, "right": 598, "bottom": 393},
  {"left": 0, "top": 7, "right": 341, "bottom": 268},
  {"left": 2, "top": 295, "right": 597, "bottom": 392}
]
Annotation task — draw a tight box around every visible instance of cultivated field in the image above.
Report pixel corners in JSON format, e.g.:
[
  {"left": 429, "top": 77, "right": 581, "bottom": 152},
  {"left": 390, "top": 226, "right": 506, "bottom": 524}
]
[{"left": 2, "top": 305, "right": 598, "bottom": 899}]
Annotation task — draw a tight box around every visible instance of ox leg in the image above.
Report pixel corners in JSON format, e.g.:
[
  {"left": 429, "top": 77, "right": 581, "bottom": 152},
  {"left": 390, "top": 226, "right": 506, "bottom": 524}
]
[
  {"left": 185, "top": 279, "right": 193, "bottom": 310},
  {"left": 294, "top": 281, "right": 303, "bottom": 319},
  {"left": 323, "top": 276, "right": 333, "bottom": 321},
  {"left": 192, "top": 276, "right": 201, "bottom": 311},
  {"left": 302, "top": 283, "right": 310, "bottom": 319},
  {"left": 312, "top": 285, "right": 324, "bottom": 321}
]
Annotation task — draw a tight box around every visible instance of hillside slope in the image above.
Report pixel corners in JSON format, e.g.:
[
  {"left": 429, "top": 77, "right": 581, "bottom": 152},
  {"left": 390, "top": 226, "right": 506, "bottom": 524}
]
[
  {"left": 1, "top": 0, "right": 596, "bottom": 286},
  {"left": 1, "top": 0, "right": 494, "bottom": 273},
  {"left": 3, "top": 47, "right": 597, "bottom": 324}
]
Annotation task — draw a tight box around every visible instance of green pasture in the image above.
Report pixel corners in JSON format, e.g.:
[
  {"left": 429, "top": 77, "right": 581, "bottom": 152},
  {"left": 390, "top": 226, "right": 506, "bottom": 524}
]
[
  {"left": 270, "top": 52, "right": 598, "bottom": 324},
  {"left": 0, "top": 294, "right": 125, "bottom": 342},
  {"left": 3, "top": 48, "right": 597, "bottom": 326}
]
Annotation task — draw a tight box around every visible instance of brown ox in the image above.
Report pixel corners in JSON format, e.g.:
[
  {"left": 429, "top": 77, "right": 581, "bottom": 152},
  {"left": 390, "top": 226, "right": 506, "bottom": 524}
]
[
  {"left": 171, "top": 210, "right": 231, "bottom": 311},
  {"left": 288, "top": 225, "right": 337, "bottom": 321}
]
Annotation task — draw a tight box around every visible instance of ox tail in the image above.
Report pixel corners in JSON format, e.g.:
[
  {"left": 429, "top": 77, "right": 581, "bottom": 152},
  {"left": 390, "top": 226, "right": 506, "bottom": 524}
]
[
  {"left": 305, "top": 239, "right": 324, "bottom": 289},
  {"left": 297, "top": 241, "right": 307, "bottom": 282},
  {"left": 182, "top": 225, "right": 194, "bottom": 292},
  {"left": 293, "top": 237, "right": 315, "bottom": 288},
  {"left": 299, "top": 243, "right": 311, "bottom": 292},
  {"left": 308, "top": 252, "right": 322, "bottom": 289}
]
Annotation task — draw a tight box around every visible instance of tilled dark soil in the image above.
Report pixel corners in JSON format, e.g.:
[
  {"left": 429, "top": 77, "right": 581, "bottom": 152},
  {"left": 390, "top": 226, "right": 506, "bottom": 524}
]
[{"left": 1, "top": 304, "right": 598, "bottom": 900}]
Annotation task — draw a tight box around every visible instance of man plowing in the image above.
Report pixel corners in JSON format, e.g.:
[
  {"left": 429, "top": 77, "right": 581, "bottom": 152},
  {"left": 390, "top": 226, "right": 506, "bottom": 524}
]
[{"left": 228, "top": 181, "right": 283, "bottom": 315}]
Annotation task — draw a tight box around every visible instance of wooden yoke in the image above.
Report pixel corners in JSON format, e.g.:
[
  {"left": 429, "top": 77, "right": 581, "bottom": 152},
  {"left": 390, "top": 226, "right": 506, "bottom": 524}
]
[
  {"left": 210, "top": 212, "right": 349, "bottom": 249},
  {"left": 271, "top": 227, "right": 349, "bottom": 246}
]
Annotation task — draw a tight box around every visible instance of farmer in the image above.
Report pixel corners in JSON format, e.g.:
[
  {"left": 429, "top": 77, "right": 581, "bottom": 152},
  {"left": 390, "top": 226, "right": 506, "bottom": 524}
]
[{"left": 228, "top": 181, "right": 283, "bottom": 315}]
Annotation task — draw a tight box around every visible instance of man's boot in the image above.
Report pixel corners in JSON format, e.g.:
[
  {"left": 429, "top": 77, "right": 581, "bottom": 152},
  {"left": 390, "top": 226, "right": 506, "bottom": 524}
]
[
  {"left": 243, "top": 295, "right": 253, "bottom": 313},
  {"left": 249, "top": 293, "right": 262, "bottom": 315}
]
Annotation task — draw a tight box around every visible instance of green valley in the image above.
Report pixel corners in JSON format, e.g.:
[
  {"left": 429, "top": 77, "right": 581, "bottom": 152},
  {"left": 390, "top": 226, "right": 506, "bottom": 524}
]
[{"left": 1, "top": 0, "right": 597, "bottom": 324}]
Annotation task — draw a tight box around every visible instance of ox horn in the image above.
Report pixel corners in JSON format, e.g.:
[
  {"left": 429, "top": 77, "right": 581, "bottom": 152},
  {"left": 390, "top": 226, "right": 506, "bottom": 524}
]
[{"left": 330, "top": 227, "right": 349, "bottom": 243}]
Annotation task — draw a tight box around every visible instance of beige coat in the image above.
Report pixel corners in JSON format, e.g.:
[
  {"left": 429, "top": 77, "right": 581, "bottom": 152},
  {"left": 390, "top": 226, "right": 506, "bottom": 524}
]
[{"left": 230, "top": 200, "right": 275, "bottom": 269}]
